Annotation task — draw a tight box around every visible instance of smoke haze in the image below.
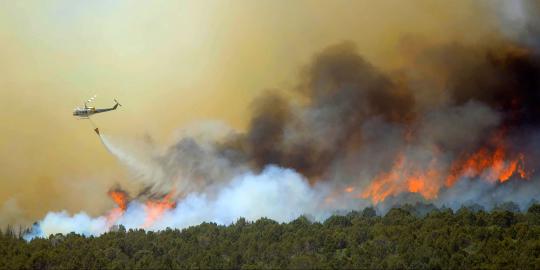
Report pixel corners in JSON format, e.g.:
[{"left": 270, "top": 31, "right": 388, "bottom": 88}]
[{"left": 2, "top": 1, "right": 540, "bottom": 235}]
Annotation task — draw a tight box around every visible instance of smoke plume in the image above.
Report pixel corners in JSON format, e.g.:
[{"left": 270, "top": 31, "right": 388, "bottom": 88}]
[{"left": 25, "top": 0, "right": 540, "bottom": 239}]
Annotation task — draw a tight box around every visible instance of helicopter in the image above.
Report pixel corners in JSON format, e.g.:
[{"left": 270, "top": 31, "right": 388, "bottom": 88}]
[
  {"left": 73, "top": 95, "right": 121, "bottom": 118},
  {"left": 73, "top": 96, "right": 121, "bottom": 134}
]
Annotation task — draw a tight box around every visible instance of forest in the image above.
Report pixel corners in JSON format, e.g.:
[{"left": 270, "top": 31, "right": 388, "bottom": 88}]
[{"left": 1, "top": 203, "right": 539, "bottom": 269}]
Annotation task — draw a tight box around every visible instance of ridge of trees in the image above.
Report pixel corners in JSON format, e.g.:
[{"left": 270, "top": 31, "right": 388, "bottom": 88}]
[{"left": 1, "top": 203, "right": 539, "bottom": 269}]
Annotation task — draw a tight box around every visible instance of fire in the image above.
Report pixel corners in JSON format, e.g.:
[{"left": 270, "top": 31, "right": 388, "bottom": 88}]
[
  {"left": 108, "top": 190, "right": 128, "bottom": 210},
  {"left": 446, "top": 135, "right": 529, "bottom": 186},
  {"left": 106, "top": 190, "right": 129, "bottom": 226},
  {"left": 360, "top": 132, "right": 530, "bottom": 204},
  {"left": 361, "top": 154, "right": 440, "bottom": 203},
  {"left": 105, "top": 188, "right": 177, "bottom": 229},
  {"left": 142, "top": 191, "right": 176, "bottom": 228},
  {"left": 102, "top": 134, "right": 530, "bottom": 226},
  {"left": 361, "top": 155, "right": 404, "bottom": 203},
  {"left": 407, "top": 177, "right": 424, "bottom": 193}
]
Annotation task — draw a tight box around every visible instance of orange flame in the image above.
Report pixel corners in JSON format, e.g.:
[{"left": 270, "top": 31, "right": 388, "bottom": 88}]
[
  {"left": 106, "top": 190, "right": 129, "bottom": 226},
  {"left": 361, "top": 155, "right": 405, "bottom": 203},
  {"left": 108, "top": 190, "right": 129, "bottom": 210},
  {"left": 142, "top": 191, "right": 176, "bottom": 228},
  {"left": 105, "top": 188, "right": 178, "bottom": 229},
  {"left": 361, "top": 154, "right": 440, "bottom": 203},
  {"left": 446, "top": 137, "right": 528, "bottom": 186},
  {"left": 360, "top": 132, "right": 530, "bottom": 204}
]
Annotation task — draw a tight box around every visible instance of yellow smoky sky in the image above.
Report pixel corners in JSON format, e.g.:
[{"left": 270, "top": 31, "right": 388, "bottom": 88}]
[{"left": 0, "top": 0, "right": 501, "bottom": 227}]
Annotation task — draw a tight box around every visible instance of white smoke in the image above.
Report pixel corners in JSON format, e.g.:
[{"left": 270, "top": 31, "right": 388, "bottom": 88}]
[
  {"left": 25, "top": 166, "right": 341, "bottom": 240},
  {"left": 152, "top": 166, "right": 333, "bottom": 230},
  {"left": 24, "top": 211, "right": 108, "bottom": 239}
]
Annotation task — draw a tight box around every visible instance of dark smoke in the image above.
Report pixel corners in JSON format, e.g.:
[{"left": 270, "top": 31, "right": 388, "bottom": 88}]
[
  {"left": 416, "top": 43, "right": 540, "bottom": 126},
  {"left": 219, "top": 42, "right": 416, "bottom": 179},
  {"left": 102, "top": 2, "right": 540, "bottom": 207},
  {"left": 125, "top": 36, "right": 540, "bottom": 202},
  {"left": 213, "top": 40, "right": 538, "bottom": 180}
]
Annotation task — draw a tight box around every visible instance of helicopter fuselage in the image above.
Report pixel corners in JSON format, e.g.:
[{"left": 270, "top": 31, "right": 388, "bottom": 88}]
[
  {"left": 73, "top": 107, "right": 96, "bottom": 117},
  {"left": 72, "top": 102, "right": 120, "bottom": 118}
]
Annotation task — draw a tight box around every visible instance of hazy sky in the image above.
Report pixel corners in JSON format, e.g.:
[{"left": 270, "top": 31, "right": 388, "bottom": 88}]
[{"left": 0, "top": 1, "right": 503, "bottom": 226}]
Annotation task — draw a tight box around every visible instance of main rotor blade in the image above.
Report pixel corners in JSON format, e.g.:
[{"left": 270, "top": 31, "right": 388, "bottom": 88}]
[{"left": 86, "top": 95, "right": 97, "bottom": 104}]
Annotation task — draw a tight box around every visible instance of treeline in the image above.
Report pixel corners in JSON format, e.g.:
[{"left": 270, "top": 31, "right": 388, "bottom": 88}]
[{"left": 1, "top": 203, "right": 540, "bottom": 269}]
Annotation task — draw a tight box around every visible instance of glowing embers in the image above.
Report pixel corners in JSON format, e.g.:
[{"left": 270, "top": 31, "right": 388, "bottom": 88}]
[
  {"left": 446, "top": 135, "right": 529, "bottom": 186},
  {"left": 361, "top": 154, "right": 440, "bottom": 203}
]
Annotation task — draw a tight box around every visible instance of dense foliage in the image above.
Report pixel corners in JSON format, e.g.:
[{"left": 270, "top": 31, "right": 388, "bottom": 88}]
[{"left": 1, "top": 204, "right": 540, "bottom": 269}]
